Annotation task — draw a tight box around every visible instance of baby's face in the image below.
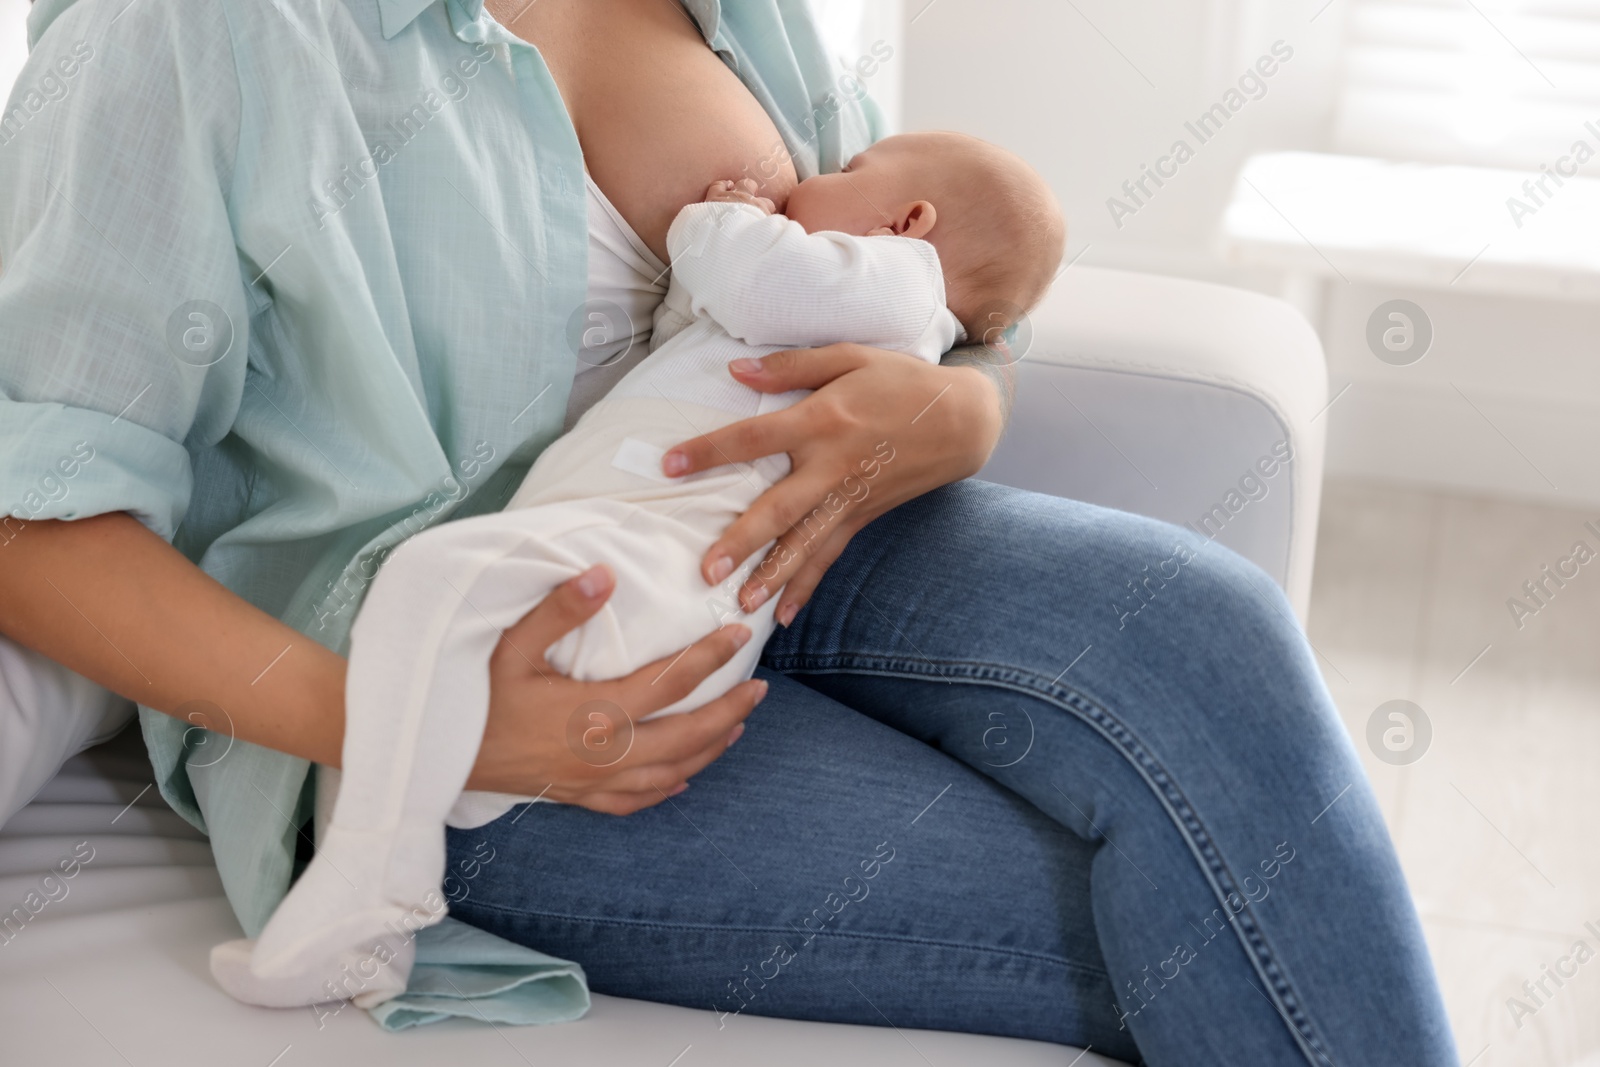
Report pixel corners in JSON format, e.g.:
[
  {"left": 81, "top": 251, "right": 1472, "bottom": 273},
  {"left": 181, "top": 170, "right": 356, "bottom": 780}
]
[
  {"left": 779, "top": 131, "right": 1065, "bottom": 339},
  {"left": 783, "top": 137, "right": 944, "bottom": 239}
]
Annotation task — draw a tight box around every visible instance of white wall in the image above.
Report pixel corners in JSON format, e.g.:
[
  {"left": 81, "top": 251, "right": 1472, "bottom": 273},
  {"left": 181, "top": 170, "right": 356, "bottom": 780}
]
[
  {"left": 903, "top": 0, "right": 1342, "bottom": 266},
  {"left": 810, "top": 0, "right": 904, "bottom": 130},
  {"left": 1, "top": 0, "right": 27, "bottom": 99},
  {"left": 901, "top": 0, "right": 1600, "bottom": 510}
]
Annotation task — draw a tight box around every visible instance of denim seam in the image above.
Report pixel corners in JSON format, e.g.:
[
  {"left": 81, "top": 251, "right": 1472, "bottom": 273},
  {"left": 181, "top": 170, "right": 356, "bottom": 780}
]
[
  {"left": 765, "top": 652, "right": 1336, "bottom": 1067},
  {"left": 456, "top": 899, "right": 1111, "bottom": 984}
]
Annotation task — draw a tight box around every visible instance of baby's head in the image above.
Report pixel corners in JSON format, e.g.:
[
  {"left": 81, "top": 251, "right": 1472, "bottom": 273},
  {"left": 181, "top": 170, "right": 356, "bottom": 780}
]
[{"left": 784, "top": 131, "right": 1066, "bottom": 342}]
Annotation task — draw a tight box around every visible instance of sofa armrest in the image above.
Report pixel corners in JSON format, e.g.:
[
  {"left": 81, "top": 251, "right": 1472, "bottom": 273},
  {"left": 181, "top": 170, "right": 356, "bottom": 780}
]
[{"left": 978, "top": 266, "right": 1328, "bottom": 621}]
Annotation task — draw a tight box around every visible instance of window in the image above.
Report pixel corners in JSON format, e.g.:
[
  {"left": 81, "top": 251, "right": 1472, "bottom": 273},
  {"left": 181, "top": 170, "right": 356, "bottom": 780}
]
[{"left": 1334, "top": 0, "right": 1600, "bottom": 173}]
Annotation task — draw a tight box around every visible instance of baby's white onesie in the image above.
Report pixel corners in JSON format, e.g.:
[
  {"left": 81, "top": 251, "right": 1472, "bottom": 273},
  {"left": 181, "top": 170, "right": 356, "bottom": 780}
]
[{"left": 211, "top": 201, "right": 962, "bottom": 1008}]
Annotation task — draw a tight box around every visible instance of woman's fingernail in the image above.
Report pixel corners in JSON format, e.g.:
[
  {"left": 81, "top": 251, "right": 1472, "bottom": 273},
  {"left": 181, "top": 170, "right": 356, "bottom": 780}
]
[
  {"left": 671, "top": 782, "right": 689, "bottom": 796},
  {"left": 707, "top": 554, "right": 734, "bottom": 583},
  {"left": 744, "top": 584, "right": 771, "bottom": 611},
  {"left": 753, "top": 679, "right": 769, "bottom": 702},
  {"left": 727, "top": 624, "right": 752, "bottom": 649},
  {"left": 729, "top": 358, "right": 762, "bottom": 376},
  {"left": 663, "top": 451, "right": 690, "bottom": 476},
  {"left": 576, "top": 565, "right": 609, "bottom": 598},
  {"left": 728, "top": 722, "right": 746, "bottom": 745},
  {"left": 776, "top": 602, "right": 798, "bottom": 627}
]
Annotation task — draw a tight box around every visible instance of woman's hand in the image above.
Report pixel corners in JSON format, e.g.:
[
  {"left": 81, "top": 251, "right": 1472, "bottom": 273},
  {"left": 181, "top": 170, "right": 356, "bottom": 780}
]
[
  {"left": 661, "top": 344, "right": 1009, "bottom": 625},
  {"left": 470, "top": 564, "right": 767, "bottom": 815}
]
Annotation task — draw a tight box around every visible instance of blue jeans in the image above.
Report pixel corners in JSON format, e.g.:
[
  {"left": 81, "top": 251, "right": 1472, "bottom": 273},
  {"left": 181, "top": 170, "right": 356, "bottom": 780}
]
[{"left": 445, "top": 480, "right": 1456, "bottom": 1066}]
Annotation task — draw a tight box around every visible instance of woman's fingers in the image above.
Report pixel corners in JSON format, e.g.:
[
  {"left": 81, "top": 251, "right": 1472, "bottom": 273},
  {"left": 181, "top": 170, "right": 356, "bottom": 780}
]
[
  {"left": 727, "top": 345, "right": 873, "bottom": 394},
  {"left": 662, "top": 406, "right": 801, "bottom": 477},
  {"left": 492, "top": 564, "right": 614, "bottom": 675},
  {"left": 594, "top": 715, "right": 748, "bottom": 797},
  {"left": 736, "top": 514, "right": 827, "bottom": 613},
  {"left": 575, "top": 790, "right": 675, "bottom": 817},
  {"left": 619, "top": 677, "right": 765, "bottom": 770},
  {"left": 593, "top": 750, "right": 714, "bottom": 800},
  {"left": 765, "top": 519, "right": 858, "bottom": 626},
  {"left": 576, "top": 678, "right": 768, "bottom": 811},
  {"left": 659, "top": 346, "right": 890, "bottom": 479},
  {"left": 699, "top": 467, "right": 838, "bottom": 590},
  {"left": 621, "top": 622, "right": 754, "bottom": 712}
]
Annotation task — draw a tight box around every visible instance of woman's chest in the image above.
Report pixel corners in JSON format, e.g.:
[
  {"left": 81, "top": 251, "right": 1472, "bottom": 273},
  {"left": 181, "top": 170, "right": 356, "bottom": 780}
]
[{"left": 491, "top": 0, "right": 800, "bottom": 262}]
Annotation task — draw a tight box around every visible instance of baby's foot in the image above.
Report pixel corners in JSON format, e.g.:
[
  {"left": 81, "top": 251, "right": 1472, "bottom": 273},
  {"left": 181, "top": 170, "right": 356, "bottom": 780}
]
[{"left": 209, "top": 824, "right": 444, "bottom": 1008}]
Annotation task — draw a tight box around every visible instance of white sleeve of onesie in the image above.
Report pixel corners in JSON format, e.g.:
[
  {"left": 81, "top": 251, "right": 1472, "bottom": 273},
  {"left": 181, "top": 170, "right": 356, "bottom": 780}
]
[{"left": 665, "top": 202, "right": 959, "bottom": 361}]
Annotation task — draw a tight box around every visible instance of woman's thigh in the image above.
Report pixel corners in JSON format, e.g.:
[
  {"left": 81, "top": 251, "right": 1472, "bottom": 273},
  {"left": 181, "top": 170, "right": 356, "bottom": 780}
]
[
  {"left": 760, "top": 479, "right": 1455, "bottom": 1067},
  {"left": 445, "top": 667, "right": 1137, "bottom": 1058}
]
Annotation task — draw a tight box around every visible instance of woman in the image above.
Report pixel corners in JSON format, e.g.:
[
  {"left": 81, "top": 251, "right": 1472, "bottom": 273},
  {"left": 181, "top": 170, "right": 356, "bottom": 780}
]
[{"left": 0, "top": 0, "right": 1456, "bottom": 1062}]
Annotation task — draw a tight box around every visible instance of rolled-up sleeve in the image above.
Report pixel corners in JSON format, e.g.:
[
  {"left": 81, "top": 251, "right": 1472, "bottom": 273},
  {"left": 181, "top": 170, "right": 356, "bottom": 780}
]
[{"left": 0, "top": 0, "right": 246, "bottom": 541}]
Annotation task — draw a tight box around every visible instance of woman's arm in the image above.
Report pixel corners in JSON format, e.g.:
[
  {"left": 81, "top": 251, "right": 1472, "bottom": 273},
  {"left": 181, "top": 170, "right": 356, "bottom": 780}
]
[
  {"left": 941, "top": 341, "right": 1017, "bottom": 427},
  {"left": 0, "top": 515, "right": 763, "bottom": 812},
  {"left": 0, "top": 514, "right": 346, "bottom": 766}
]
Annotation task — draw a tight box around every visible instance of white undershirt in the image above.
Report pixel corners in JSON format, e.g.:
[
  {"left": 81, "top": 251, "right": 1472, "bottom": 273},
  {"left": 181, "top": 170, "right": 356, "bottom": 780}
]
[{"left": 564, "top": 175, "right": 670, "bottom": 431}]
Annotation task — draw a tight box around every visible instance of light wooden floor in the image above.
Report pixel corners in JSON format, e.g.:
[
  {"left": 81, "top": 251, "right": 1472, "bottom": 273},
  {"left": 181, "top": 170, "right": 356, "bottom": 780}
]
[{"left": 1309, "top": 479, "right": 1600, "bottom": 1067}]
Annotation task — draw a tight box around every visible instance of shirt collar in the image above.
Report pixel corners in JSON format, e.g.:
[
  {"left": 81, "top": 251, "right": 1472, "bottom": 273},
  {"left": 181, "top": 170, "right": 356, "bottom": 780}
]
[
  {"left": 378, "top": 0, "right": 478, "bottom": 39},
  {"left": 377, "top": 0, "right": 719, "bottom": 42}
]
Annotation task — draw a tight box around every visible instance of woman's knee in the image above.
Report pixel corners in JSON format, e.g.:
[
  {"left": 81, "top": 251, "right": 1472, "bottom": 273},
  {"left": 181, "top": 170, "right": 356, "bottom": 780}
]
[
  {"left": 908, "top": 480, "right": 1302, "bottom": 649},
  {"left": 1126, "top": 522, "right": 1301, "bottom": 653},
  {"left": 903, "top": 481, "right": 1325, "bottom": 714},
  {"left": 1084, "top": 513, "right": 1350, "bottom": 767}
]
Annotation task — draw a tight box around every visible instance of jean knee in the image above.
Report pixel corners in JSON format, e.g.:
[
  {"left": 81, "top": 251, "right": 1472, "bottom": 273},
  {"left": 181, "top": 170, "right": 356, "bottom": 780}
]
[
  {"left": 1189, "top": 540, "right": 1302, "bottom": 652},
  {"left": 1145, "top": 531, "right": 1347, "bottom": 739}
]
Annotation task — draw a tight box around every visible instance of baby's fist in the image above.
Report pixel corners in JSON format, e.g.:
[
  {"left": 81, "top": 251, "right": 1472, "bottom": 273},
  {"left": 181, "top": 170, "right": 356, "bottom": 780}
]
[{"left": 703, "top": 178, "right": 776, "bottom": 215}]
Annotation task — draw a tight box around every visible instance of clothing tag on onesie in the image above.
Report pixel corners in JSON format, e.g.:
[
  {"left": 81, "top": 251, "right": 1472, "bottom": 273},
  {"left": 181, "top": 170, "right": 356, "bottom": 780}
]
[
  {"left": 610, "top": 438, "right": 679, "bottom": 484},
  {"left": 610, "top": 437, "right": 730, "bottom": 485},
  {"left": 610, "top": 436, "right": 790, "bottom": 487}
]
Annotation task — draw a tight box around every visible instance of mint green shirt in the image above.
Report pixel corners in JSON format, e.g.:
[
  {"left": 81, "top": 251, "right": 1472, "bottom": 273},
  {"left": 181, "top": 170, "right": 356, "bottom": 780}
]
[{"left": 0, "top": 0, "right": 881, "bottom": 1026}]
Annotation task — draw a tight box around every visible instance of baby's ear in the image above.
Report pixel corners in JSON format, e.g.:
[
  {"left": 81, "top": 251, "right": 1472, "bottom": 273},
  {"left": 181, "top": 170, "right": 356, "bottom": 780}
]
[{"left": 896, "top": 201, "right": 937, "bottom": 240}]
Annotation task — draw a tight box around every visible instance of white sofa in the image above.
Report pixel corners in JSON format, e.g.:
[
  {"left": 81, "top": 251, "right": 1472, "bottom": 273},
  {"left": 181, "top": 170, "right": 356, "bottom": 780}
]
[{"left": 0, "top": 266, "right": 1326, "bottom": 1066}]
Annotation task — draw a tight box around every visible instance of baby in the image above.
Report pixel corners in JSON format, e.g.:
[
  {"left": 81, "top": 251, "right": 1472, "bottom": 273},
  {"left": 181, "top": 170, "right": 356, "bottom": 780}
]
[{"left": 212, "top": 130, "right": 1066, "bottom": 1008}]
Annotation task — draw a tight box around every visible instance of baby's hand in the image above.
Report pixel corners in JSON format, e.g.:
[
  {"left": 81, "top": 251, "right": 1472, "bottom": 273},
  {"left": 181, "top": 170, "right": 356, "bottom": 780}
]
[{"left": 703, "top": 178, "right": 775, "bottom": 215}]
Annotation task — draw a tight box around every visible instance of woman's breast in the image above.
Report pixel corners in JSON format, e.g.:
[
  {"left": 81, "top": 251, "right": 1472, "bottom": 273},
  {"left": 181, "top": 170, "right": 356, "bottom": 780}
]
[{"left": 501, "top": 0, "right": 800, "bottom": 264}]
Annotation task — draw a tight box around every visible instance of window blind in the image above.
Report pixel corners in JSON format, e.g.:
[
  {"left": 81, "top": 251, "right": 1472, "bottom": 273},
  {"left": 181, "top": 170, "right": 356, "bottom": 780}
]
[{"left": 1334, "top": 0, "right": 1600, "bottom": 174}]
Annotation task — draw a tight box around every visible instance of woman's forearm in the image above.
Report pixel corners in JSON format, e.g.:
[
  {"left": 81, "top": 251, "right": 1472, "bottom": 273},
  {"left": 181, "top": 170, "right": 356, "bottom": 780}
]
[
  {"left": 941, "top": 342, "right": 1017, "bottom": 430},
  {"left": 0, "top": 513, "right": 345, "bottom": 766}
]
